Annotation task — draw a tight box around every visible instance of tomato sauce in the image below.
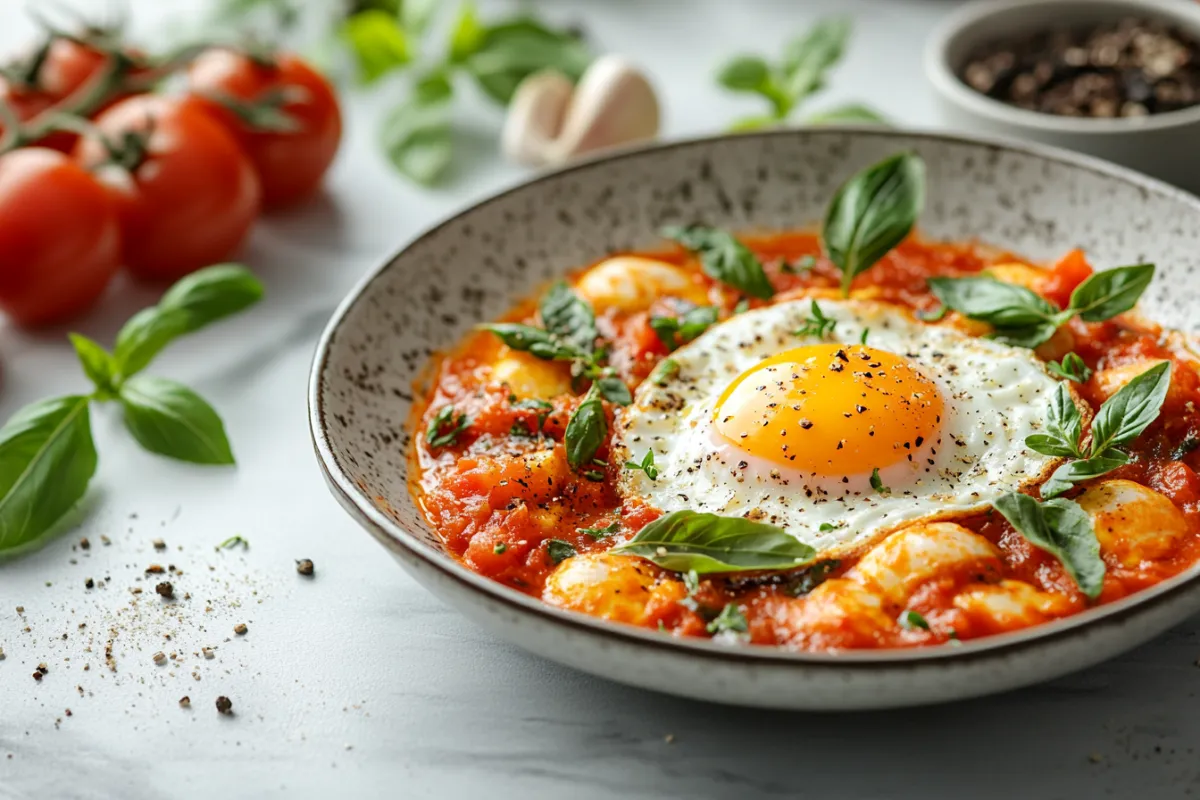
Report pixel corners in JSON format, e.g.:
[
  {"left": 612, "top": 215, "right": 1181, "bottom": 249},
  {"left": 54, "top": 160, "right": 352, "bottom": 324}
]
[{"left": 411, "top": 233, "right": 1200, "bottom": 651}]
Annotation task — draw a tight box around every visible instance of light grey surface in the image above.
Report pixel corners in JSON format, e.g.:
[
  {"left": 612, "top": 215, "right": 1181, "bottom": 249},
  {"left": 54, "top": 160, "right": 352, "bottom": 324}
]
[{"left": 2, "top": 1, "right": 1199, "bottom": 798}]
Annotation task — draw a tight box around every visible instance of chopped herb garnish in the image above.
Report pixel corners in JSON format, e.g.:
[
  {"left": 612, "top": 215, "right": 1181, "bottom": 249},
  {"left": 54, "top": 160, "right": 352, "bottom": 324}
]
[
  {"left": 427, "top": 405, "right": 470, "bottom": 448},
  {"left": 625, "top": 449, "right": 659, "bottom": 481},
  {"left": 683, "top": 569, "right": 701, "bottom": 596},
  {"left": 817, "top": 521, "right": 844, "bottom": 532},
  {"left": 510, "top": 420, "right": 533, "bottom": 437},
  {"left": 650, "top": 306, "right": 720, "bottom": 350},
  {"left": 787, "top": 254, "right": 817, "bottom": 274},
  {"left": 733, "top": 298, "right": 750, "bottom": 314},
  {"left": 512, "top": 397, "right": 553, "bottom": 432},
  {"left": 649, "top": 358, "right": 680, "bottom": 387},
  {"left": 916, "top": 304, "right": 947, "bottom": 322},
  {"left": 577, "top": 521, "right": 619, "bottom": 539},
  {"left": 899, "top": 609, "right": 930, "bottom": 630},
  {"left": 1046, "top": 352, "right": 1092, "bottom": 383},
  {"left": 787, "top": 559, "right": 840, "bottom": 596},
  {"left": 870, "top": 467, "right": 889, "bottom": 494},
  {"left": 706, "top": 603, "right": 749, "bottom": 637},
  {"left": 793, "top": 299, "right": 837, "bottom": 339},
  {"left": 493, "top": 542, "right": 507, "bottom": 555},
  {"left": 546, "top": 539, "right": 577, "bottom": 564},
  {"left": 859, "top": 327, "right": 869, "bottom": 345},
  {"left": 216, "top": 535, "right": 248, "bottom": 550},
  {"left": 1173, "top": 432, "right": 1200, "bottom": 461}
]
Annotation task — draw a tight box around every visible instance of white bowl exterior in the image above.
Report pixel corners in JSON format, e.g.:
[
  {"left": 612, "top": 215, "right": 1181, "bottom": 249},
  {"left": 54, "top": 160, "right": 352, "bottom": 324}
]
[
  {"left": 925, "top": 0, "right": 1200, "bottom": 193},
  {"left": 312, "top": 129, "right": 1200, "bottom": 709}
]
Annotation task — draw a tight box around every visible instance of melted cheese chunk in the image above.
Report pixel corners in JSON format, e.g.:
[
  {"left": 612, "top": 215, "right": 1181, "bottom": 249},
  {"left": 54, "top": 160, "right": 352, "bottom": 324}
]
[
  {"left": 542, "top": 553, "right": 664, "bottom": 624},
  {"left": 491, "top": 350, "right": 572, "bottom": 399},
  {"left": 1074, "top": 479, "right": 1187, "bottom": 567},
  {"left": 850, "top": 522, "right": 1002, "bottom": 603},
  {"left": 575, "top": 257, "right": 708, "bottom": 312},
  {"left": 953, "top": 580, "right": 1073, "bottom": 633}
]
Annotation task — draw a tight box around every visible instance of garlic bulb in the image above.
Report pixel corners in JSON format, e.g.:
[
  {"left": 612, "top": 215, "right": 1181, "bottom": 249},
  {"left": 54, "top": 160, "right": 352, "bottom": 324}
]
[{"left": 502, "top": 55, "right": 661, "bottom": 167}]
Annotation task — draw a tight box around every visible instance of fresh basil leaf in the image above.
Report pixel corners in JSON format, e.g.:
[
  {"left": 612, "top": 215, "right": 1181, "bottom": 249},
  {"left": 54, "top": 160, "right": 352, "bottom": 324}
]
[
  {"left": 612, "top": 509, "right": 815, "bottom": 574},
  {"left": 578, "top": 520, "right": 618, "bottom": 539},
  {"left": 649, "top": 357, "right": 679, "bottom": 387},
  {"left": 565, "top": 384, "right": 606, "bottom": 469},
  {"left": 717, "top": 55, "right": 771, "bottom": 92},
  {"left": 113, "top": 265, "right": 264, "bottom": 380},
  {"left": 119, "top": 377, "right": 235, "bottom": 465},
  {"left": 1089, "top": 361, "right": 1171, "bottom": 455},
  {"left": 993, "top": 493, "right": 1104, "bottom": 598},
  {"left": 1047, "top": 352, "right": 1092, "bottom": 383},
  {"left": 546, "top": 538, "right": 576, "bottom": 564},
  {"left": 823, "top": 152, "right": 925, "bottom": 295},
  {"left": 414, "top": 70, "right": 454, "bottom": 104},
  {"left": 1067, "top": 264, "right": 1155, "bottom": 322},
  {"left": 706, "top": 603, "right": 749, "bottom": 636},
  {"left": 1046, "top": 383, "right": 1084, "bottom": 456},
  {"left": 782, "top": 16, "right": 852, "bottom": 101},
  {"left": 539, "top": 282, "right": 597, "bottom": 355},
  {"left": 447, "top": 0, "right": 485, "bottom": 62},
  {"left": 650, "top": 306, "right": 718, "bottom": 349},
  {"left": 1025, "top": 434, "right": 1079, "bottom": 459},
  {"left": 426, "top": 404, "right": 470, "bottom": 449},
  {"left": 899, "top": 610, "right": 930, "bottom": 631},
  {"left": 466, "top": 19, "right": 590, "bottom": 104},
  {"left": 402, "top": 0, "right": 440, "bottom": 35},
  {"left": 0, "top": 396, "right": 97, "bottom": 554},
  {"left": 624, "top": 449, "right": 658, "bottom": 481},
  {"left": 926, "top": 276, "right": 1061, "bottom": 329},
  {"left": 729, "top": 114, "right": 779, "bottom": 132},
  {"left": 785, "top": 559, "right": 840, "bottom": 596},
  {"left": 481, "top": 322, "right": 555, "bottom": 352},
  {"left": 381, "top": 92, "right": 453, "bottom": 185},
  {"left": 69, "top": 334, "right": 116, "bottom": 394},
  {"left": 1041, "top": 450, "right": 1130, "bottom": 499},
  {"left": 594, "top": 376, "right": 631, "bottom": 406},
  {"left": 662, "top": 225, "right": 774, "bottom": 299},
  {"left": 341, "top": 10, "right": 412, "bottom": 85},
  {"left": 806, "top": 103, "right": 889, "bottom": 126}
]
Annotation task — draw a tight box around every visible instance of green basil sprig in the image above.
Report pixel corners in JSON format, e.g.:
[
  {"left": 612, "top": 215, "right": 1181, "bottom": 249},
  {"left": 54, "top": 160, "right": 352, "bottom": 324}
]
[
  {"left": 564, "top": 382, "right": 607, "bottom": 469},
  {"left": 1047, "top": 352, "right": 1092, "bottom": 383},
  {"left": 0, "top": 265, "right": 263, "bottom": 556},
  {"left": 993, "top": 492, "right": 1104, "bottom": 599},
  {"left": 715, "top": 17, "right": 885, "bottom": 130},
  {"left": 793, "top": 300, "right": 836, "bottom": 339},
  {"left": 480, "top": 281, "right": 612, "bottom": 381},
  {"left": 650, "top": 306, "right": 719, "bottom": 350},
  {"left": 612, "top": 509, "right": 816, "bottom": 574},
  {"left": 662, "top": 225, "right": 775, "bottom": 300},
  {"left": 1027, "top": 362, "right": 1170, "bottom": 498},
  {"left": 927, "top": 264, "right": 1155, "bottom": 348},
  {"left": 823, "top": 152, "right": 925, "bottom": 296}
]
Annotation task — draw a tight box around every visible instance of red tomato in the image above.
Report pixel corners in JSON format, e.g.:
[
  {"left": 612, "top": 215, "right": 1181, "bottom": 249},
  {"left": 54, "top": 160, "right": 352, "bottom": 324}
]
[
  {"left": 0, "top": 148, "right": 121, "bottom": 326},
  {"left": 187, "top": 49, "right": 341, "bottom": 208},
  {"left": 1042, "top": 248, "right": 1094, "bottom": 309},
  {"left": 76, "top": 94, "right": 261, "bottom": 281}
]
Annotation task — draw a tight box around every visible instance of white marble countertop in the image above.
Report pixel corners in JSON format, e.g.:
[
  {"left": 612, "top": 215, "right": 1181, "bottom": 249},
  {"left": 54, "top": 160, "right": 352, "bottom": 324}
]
[{"left": 3, "top": 1, "right": 1200, "bottom": 798}]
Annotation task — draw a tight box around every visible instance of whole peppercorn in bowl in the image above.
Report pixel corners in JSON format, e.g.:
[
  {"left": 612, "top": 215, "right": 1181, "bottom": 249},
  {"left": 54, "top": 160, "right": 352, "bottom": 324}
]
[{"left": 925, "top": 0, "right": 1200, "bottom": 193}]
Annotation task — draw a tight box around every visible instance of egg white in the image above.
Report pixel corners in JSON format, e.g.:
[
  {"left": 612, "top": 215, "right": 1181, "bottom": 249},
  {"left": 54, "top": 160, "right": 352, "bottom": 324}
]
[{"left": 613, "top": 299, "right": 1068, "bottom": 557}]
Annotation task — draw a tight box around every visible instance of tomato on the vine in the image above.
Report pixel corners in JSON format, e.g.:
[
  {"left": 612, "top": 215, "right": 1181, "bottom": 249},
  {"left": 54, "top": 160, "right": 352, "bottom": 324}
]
[
  {"left": 187, "top": 49, "right": 341, "bottom": 208},
  {"left": 75, "top": 94, "right": 261, "bottom": 282},
  {"left": 0, "top": 147, "right": 121, "bottom": 326}
]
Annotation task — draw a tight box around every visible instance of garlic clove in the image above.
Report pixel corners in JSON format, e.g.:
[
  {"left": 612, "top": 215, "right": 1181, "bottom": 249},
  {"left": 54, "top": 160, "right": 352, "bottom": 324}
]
[
  {"left": 502, "top": 55, "right": 661, "bottom": 168},
  {"left": 502, "top": 70, "right": 575, "bottom": 167}
]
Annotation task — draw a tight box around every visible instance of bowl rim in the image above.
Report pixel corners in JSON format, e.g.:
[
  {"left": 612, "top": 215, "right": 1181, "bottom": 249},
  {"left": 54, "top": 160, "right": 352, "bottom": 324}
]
[
  {"left": 309, "top": 125, "right": 1200, "bottom": 668},
  {"left": 924, "top": 0, "right": 1200, "bottom": 135}
]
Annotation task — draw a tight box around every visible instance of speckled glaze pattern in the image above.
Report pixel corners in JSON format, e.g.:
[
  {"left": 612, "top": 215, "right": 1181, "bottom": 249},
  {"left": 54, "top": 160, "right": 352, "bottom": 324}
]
[{"left": 310, "top": 128, "right": 1200, "bottom": 710}]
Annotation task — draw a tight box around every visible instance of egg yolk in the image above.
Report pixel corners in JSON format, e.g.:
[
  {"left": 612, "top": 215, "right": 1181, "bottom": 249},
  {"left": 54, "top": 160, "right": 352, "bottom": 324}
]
[{"left": 713, "top": 344, "right": 945, "bottom": 476}]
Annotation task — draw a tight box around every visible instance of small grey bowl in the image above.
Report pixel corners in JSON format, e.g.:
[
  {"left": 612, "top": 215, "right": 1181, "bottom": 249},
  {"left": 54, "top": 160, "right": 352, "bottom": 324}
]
[
  {"left": 310, "top": 128, "right": 1200, "bottom": 710},
  {"left": 925, "top": 0, "right": 1200, "bottom": 194}
]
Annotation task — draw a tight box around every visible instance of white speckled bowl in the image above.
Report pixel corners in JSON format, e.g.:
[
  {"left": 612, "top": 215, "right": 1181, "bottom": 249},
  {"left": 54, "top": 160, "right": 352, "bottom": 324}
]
[
  {"left": 309, "top": 128, "right": 1200, "bottom": 710},
  {"left": 925, "top": 0, "right": 1200, "bottom": 194}
]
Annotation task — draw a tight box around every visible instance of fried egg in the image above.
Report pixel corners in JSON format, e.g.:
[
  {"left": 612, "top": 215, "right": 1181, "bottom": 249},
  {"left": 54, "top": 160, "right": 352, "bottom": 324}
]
[{"left": 613, "top": 299, "right": 1067, "bottom": 557}]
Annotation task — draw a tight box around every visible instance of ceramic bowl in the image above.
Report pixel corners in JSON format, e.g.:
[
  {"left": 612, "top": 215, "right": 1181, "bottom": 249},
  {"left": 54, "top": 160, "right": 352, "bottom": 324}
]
[
  {"left": 925, "top": 0, "right": 1200, "bottom": 194},
  {"left": 309, "top": 128, "right": 1200, "bottom": 710}
]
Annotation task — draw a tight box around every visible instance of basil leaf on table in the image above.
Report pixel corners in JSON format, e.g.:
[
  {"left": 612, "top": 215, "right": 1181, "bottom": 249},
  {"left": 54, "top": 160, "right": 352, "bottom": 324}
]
[
  {"left": 717, "top": 56, "right": 771, "bottom": 92},
  {"left": 465, "top": 18, "right": 591, "bottom": 104},
  {"left": 402, "top": 0, "right": 440, "bottom": 36},
  {"left": 1041, "top": 450, "right": 1130, "bottom": 499},
  {"left": 119, "top": 376, "right": 236, "bottom": 465},
  {"left": 781, "top": 16, "right": 852, "bottom": 101},
  {"left": 662, "top": 225, "right": 775, "bottom": 299},
  {"left": 69, "top": 333, "right": 116, "bottom": 394},
  {"left": 806, "top": 103, "right": 889, "bottom": 126},
  {"left": 1067, "top": 264, "right": 1155, "bottom": 322},
  {"left": 381, "top": 89, "right": 453, "bottom": 186},
  {"left": 447, "top": 1, "right": 486, "bottom": 63},
  {"left": 1088, "top": 361, "right": 1171, "bottom": 455},
  {"left": 114, "top": 264, "right": 265, "bottom": 379},
  {"left": 0, "top": 396, "right": 97, "bottom": 554},
  {"left": 340, "top": 9, "right": 413, "bottom": 85},
  {"left": 612, "top": 509, "right": 816, "bottom": 574},
  {"left": 823, "top": 152, "right": 925, "bottom": 296},
  {"left": 564, "top": 383, "right": 606, "bottom": 469},
  {"left": 993, "top": 492, "right": 1104, "bottom": 598}
]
